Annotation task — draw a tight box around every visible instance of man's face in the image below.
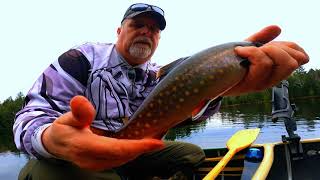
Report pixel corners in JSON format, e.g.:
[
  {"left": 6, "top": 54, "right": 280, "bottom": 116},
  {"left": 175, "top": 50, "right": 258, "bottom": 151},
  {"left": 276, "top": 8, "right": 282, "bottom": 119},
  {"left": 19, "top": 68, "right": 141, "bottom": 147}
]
[{"left": 116, "top": 15, "right": 161, "bottom": 66}]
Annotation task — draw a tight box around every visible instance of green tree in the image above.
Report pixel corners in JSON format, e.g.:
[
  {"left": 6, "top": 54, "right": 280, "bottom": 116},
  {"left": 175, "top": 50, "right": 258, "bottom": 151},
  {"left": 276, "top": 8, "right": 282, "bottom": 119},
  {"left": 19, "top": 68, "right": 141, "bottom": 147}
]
[
  {"left": 223, "top": 67, "right": 320, "bottom": 106},
  {"left": 0, "top": 92, "right": 25, "bottom": 152}
]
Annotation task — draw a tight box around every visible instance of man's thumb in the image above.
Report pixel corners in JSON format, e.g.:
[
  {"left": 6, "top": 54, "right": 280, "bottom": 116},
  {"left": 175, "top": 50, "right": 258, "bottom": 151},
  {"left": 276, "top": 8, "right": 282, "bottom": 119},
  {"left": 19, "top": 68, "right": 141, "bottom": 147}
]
[
  {"left": 245, "top": 25, "right": 281, "bottom": 44},
  {"left": 62, "top": 95, "right": 96, "bottom": 128}
]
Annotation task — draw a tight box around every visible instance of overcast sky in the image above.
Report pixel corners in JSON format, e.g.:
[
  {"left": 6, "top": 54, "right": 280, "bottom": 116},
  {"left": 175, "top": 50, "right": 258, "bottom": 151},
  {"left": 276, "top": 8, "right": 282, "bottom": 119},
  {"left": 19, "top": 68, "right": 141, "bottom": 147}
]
[{"left": 1, "top": 0, "right": 319, "bottom": 102}]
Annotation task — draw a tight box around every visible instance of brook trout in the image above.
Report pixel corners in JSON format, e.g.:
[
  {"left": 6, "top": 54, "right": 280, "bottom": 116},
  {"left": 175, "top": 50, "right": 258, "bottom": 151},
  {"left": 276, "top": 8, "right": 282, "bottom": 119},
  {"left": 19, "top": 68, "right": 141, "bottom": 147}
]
[{"left": 110, "top": 41, "right": 256, "bottom": 139}]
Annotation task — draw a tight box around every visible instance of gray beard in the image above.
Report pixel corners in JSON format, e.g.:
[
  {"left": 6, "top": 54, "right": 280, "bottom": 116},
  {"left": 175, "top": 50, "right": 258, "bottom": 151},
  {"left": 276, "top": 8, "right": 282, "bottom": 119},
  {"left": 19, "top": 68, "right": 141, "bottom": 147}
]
[{"left": 129, "top": 44, "right": 152, "bottom": 59}]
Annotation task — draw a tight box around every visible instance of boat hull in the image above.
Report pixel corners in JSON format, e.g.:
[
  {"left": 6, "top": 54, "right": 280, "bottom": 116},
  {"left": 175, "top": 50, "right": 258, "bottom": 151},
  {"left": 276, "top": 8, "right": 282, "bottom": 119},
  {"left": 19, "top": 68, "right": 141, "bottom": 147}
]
[{"left": 195, "top": 138, "right": 320, "bottom": 179}]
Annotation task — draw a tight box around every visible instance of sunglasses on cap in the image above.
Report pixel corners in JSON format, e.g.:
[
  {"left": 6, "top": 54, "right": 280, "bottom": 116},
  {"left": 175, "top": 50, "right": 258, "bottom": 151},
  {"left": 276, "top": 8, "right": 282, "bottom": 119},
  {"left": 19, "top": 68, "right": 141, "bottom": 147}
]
[{"left": 129, "top": 3, "right": 164, "bottom": 16}]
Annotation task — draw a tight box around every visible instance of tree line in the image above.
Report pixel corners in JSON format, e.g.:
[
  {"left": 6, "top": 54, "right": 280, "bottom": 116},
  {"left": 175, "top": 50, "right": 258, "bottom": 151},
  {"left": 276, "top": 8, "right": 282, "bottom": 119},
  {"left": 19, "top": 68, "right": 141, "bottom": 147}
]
[
  {"left": 0, "top": 67, "right": 319, "bottom": 151},
  {"left": 0, "top": 92, "right": 24, "bottom": 151},
  {"left": 221, "top": 67, "right": 320, "bottom": 106}
]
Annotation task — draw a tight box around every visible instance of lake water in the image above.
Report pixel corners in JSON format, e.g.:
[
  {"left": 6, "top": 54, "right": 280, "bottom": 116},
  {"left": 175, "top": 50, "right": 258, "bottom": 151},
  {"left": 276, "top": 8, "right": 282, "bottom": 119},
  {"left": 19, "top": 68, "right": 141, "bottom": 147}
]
[
  {"left": 170, "top": 98, "right": 320, "bottom": 149},
  {"left": 1, "top": 99, "right": 319, "bottom": 179}
]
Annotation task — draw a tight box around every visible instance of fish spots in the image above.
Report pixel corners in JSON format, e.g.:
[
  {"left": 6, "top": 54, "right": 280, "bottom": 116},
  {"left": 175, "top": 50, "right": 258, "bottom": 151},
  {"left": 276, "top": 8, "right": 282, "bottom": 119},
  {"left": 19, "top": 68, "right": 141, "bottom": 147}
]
[
  {"left": 120, "top": 133, "right": 132, "bottom": 138},
  {"left": 194, "top": 68, "right": 200, "bottom": 74},
  {"left": 185, "top": 90, "right": 190, "bottom": 96},
  {"left": 202, "top": 72, "right": 207, "bottom": 76},
  {"left": 136, "top": 122, "right": 141, "bottom": 127},
  {"left": 146, "top": 112, "right": 152, "bottom": 117},
  {"left": 149, "top": 103, "right": 154, "bottom": 108},
  {"left": 172, "top": 86, "right": 177, "bottom": 92},
  {"left": 145, "top": 123, "right": 151, "bottom": 128},
  {"left": 126, "top": 124, "right": 132, "bottom": 130},
  {"left": 112, "top": 42, "right": 255, "bottom": 140}
]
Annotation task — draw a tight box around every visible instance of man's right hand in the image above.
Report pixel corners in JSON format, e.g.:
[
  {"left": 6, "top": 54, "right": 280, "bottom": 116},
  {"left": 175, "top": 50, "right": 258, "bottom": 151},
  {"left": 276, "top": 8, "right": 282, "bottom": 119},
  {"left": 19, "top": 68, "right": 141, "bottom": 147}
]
[{"left": 42, "top": 95, "right": 164, "bottom": 170}]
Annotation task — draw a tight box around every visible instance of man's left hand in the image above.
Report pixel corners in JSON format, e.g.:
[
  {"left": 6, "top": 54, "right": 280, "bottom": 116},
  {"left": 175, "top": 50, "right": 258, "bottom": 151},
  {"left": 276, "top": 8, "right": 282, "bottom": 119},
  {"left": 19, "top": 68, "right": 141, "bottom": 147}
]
[{"left": 223, "top": 25, "right": 309, "bottom": 96}]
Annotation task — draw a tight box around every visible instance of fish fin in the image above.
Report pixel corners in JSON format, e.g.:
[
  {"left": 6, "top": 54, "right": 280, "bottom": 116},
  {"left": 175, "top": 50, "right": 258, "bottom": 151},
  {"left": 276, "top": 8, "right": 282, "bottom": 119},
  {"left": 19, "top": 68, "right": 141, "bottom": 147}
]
[
  {"left": 155, "top": 130, "right": 168, "bottom": 139},
  {"left": 191, "top": 100, "right": 207, "bottom": 117},
  {"left": 156, "top": 57, "right": 189, "bottom": 79}
]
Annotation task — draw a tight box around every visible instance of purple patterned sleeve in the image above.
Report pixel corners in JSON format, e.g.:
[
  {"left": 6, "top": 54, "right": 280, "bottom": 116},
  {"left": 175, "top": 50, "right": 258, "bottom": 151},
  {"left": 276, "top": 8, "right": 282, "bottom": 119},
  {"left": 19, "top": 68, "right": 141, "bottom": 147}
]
[{"left": 13, "top": 50, "right": 89, "bottom": 158}]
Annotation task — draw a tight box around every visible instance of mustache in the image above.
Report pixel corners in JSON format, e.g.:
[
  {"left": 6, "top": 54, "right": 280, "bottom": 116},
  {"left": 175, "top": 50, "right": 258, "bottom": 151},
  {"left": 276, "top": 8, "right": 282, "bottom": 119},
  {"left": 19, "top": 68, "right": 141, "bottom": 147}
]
[{"left": 132, "top": 36, "right": 153, "bottom": 47}]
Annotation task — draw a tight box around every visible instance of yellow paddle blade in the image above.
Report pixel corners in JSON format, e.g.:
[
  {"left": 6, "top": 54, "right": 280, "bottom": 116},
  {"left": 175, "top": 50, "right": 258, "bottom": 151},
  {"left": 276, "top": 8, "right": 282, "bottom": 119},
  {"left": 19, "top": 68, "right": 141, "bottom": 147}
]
[{"left": 227, "top": 128, "right": 260, "bottom": 150}]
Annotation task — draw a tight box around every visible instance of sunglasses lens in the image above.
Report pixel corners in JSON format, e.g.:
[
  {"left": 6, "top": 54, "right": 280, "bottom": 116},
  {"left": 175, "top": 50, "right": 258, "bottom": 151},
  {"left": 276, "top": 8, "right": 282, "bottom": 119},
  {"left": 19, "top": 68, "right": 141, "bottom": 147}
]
[
  {"left": 130, "top": 3, "right": 164, "bottom": 16},
  {"left": 130, "top": 3, "right": 149, "bottom": 11},
  {"left": 151, "top": 6, "right": 164, "bottom": 16}
]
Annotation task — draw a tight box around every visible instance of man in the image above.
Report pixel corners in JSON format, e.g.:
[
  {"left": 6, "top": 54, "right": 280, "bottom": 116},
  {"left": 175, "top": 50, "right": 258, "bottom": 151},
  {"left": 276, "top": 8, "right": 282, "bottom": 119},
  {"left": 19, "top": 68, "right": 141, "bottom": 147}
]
[{"left": 14, "top": 3, "right": 309, "bottom": 180}]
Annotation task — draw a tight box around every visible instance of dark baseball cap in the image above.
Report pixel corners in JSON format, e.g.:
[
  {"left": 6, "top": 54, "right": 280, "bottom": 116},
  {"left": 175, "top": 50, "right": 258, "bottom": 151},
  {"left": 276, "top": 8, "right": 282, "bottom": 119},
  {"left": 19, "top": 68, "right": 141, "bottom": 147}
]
[{"left": 121, "top": 3, "right": 166, "bottom": 30}]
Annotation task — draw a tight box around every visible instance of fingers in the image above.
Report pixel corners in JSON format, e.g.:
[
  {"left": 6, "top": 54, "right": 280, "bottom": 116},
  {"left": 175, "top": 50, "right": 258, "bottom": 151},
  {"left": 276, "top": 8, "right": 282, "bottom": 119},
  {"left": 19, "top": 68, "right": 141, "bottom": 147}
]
[
  {"left": 245, "top": 25, "right": 281, "bottom": 44},
  {"left": 235, "top": 46, "right": 273, "bottom": 91},
  {"left": 88, "top": 137, "right": 164, "bottom": 159},
  {"left": 74, "top": 156, "right": 130, "bottom": 170},
  {"left": 56, "top": 95, "right": 96, "bottom": 128},
  {"left": 260, "top": 45, "right": 299, "bottom": 86},
  {"left": 115, "top": 138, "right": 165, "bottom": 157},
  {"left": 267, "top": 42, "right": 309, "bottom": 65},
  {"left": 234, "top": 41, "right": 309, "bottom": 92},
  {"left": 71, "top": 136, "right": 164, "bottom": 170}
]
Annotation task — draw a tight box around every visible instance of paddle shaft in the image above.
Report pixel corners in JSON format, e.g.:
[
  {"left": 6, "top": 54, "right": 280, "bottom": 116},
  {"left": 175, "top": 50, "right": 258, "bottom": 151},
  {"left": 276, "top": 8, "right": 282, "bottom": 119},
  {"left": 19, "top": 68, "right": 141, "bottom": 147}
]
[{"left": 203, "top": 148, "right": 237, "bottom": 180}]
